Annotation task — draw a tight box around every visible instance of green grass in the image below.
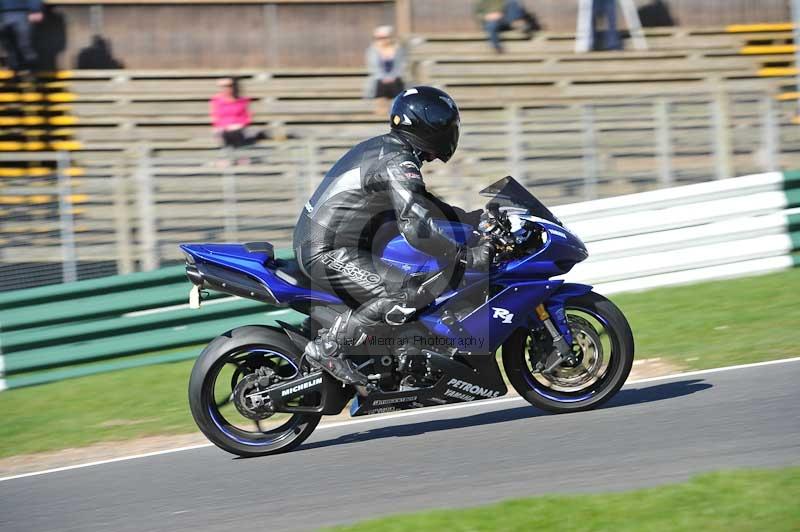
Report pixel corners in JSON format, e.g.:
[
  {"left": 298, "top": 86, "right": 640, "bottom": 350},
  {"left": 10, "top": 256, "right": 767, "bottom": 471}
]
[
  {"left": 613, "top": 268, "right": 800, "bottom": 370},
  {"left": 0, "top": 357, "right": 199, "bottom": 458},
  {"left": 328, "top": 468, "right": 800, "bottom": 532},
  {"left": 1, "top": 269, "right": 798, "bottom": 458}
]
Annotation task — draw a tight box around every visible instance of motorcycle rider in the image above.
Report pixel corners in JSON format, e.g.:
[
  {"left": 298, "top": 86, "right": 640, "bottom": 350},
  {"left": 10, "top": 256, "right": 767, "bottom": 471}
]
[{"left": 293, "top": 86, "right": 496, "bottom": 385}]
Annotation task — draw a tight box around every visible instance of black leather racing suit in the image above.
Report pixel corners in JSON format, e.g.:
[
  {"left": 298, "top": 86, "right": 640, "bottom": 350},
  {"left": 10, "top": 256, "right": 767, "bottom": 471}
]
[{"left": 293, "top": 132, "right": 479, "bottom": 335}]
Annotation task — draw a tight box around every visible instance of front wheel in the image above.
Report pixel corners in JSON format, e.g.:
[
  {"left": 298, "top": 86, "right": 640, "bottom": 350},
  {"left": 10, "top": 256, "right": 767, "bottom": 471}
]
[
  {"left": 188, "top": 325, "right": 321, "bottom": 457},
  {"left": 502, "top": 291, "right": 634, "bottom": 413}
]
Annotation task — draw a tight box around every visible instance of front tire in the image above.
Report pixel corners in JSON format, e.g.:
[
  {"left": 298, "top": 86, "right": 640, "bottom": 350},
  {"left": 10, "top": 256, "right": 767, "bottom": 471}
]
[
  {"left": 188, "top": 325, "right": 321, "bottom": 457},
  {"left": 503, "top": 291, "right": 634, "bottom": 413}
]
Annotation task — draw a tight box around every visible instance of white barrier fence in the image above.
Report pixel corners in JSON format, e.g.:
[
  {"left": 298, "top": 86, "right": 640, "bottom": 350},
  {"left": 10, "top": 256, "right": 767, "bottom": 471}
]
[{"left": 553, "top": 171, "right": 800, "bottom": 294}]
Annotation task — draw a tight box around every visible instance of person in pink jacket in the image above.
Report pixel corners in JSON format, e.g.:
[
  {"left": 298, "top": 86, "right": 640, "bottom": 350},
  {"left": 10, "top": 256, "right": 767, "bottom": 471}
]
[{"left": 210, "top": 77, "right": 264, "bottom": 148}]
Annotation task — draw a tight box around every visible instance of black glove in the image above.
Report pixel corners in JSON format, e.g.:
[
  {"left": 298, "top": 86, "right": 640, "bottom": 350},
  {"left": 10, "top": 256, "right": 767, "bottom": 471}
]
[
  {"left": 463, "top": 208, "right": 484, "bottom": 228},
  {"left": 466, "top": 239, "right": 496, "bottom": 272}
]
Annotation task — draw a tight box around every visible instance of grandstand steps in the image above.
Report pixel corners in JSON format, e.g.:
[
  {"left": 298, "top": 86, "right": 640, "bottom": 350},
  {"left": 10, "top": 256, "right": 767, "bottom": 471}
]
[
  {"left": 443, "top": 79, "right": 779, "bottom": 101},
  {"left": 429, "top": 71, "right": 764, "bottom": 84},
  {"left": 6, "top": 25, "right": 800, "bottom": 272},
  {"left": 52, "top": 67, "right": 365, "bottom": 80},
  {"left": 64, "top": 136, "right": 791, "bottom": 161},
  {"left": 725, "top": 23, "right": 798, "bottom": 119},
  {"left": 0, "top": 140, "right": 82, "bottom": 151},
  {"left": 0, "top": 81, "right": 70, "bottom": 91},
  {"left": 419, "top": 55, "right": 768, "bottom": 78},
  {"left": 0, "top": 70, "right": 83, "bottom": 216},
  {"left": 69, "top": 100, "right": 376, "bottom": 117},
  {"left": 758, "top": 67, "right": 798, "bottom": 77},
  {"left": 0, "top": 116, "right": 79, "bottom": 126},
  {"left": 741, "top": 45, "right": 796, "bottom": 55},
  {"left": 0, "top": 92, "right": 76, "bottom": 103},
  {"left": 725, "top": 23, "right": 795, "bottom": 33},
  {"left": 1, "top": 129, "right": 75, "bottom": 139},
  {"left": 0, "top": 104, "right": 73, "bottom": 113},
  {"left": 64, "top": 93, "right": 777, "bottom": 121},
  {"left": 0, "top": 193, "right": 87, "bottom": 206},
  {"left": 64, "top": 73, "right": 773, "bottom": 99},
  {"left": 0, "top": 70, "right": 74, "bottom": 80},
  {"left": 64, "top": 107, "right": 756, "bottom": 127},
  {"left": 62, "top": 117, "right": 796, "bottom": 157},
  {"left": 62, "top": 97, "right": 790, "bottom": 133},
  {"left": 0, "top": 167, "right": 83, "bottom": 178},
  {"left": 60, "top": 86, "right": 782, "bottom": 123},
  {"left": 413, "top": 32, "right": 796, "bottom": 56}
]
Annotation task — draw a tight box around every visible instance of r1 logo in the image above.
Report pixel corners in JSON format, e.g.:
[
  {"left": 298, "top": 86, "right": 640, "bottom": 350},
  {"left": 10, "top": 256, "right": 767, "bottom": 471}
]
[{"left": 492, "top": 307, "right": 514, "bottom": 324}]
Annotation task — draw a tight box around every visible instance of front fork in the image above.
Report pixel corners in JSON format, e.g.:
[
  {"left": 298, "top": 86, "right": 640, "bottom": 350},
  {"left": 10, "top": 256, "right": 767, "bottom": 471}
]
[{"left": 534, "top": 303, "right": 578, "bottom": 374}]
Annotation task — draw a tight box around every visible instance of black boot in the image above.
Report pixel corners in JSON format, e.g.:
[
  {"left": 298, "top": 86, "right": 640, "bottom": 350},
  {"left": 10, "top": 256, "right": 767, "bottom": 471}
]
[
  {"left": 303, "top": 310, "right": 369, "bottom": 385},
  {"left": 303, "top": 334, "right": 368, "bottom": 385}
]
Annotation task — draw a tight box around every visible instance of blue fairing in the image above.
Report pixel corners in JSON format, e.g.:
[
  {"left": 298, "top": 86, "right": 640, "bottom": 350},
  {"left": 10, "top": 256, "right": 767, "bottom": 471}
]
[
  {"left": 180, "top": 201, "right": 592, "bottom": 352},
  {"left": 381, "top": 221, "right": 475, "bottom": 274},
  {"left": 501, "top": 220, "right": 588, "bottom": 278}
]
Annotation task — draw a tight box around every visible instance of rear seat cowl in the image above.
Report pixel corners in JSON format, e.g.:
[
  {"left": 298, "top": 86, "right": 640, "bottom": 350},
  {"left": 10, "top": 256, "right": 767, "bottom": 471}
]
[{"left": 244, "top": 242, "right": 275, "bottom": 259}]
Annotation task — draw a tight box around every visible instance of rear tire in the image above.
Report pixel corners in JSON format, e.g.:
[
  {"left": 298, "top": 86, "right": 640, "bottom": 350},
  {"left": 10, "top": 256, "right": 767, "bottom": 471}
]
[
  {"left": 188, "top": 325, "right": 321, "bottom": 457},
  {"left": 502, "top": 291, "right": 634, "bottom": 413}
]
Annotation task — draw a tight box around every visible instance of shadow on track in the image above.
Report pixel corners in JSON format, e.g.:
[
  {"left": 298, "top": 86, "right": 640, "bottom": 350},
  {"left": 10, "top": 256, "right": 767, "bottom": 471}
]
[{"left": 292, "top": 379, "right": 712, "bottom": 453}]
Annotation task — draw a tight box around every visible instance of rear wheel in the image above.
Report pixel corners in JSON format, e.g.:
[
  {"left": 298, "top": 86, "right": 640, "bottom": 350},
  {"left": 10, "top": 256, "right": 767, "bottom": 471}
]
[
  {"left": 188, "top": 325, "right": 321, "bottom": 457},
  {"left": 502, "top": 291, "right": 634, "bottom": 413}
]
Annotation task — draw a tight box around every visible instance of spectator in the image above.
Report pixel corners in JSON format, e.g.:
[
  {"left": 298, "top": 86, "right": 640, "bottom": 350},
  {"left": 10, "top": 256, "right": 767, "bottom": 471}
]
[
  {"left": 475, "top": 0, "right": 535, "bottom": 53},
  {"left": 592, "top": 0, "right": 621, "bottom": 51},
  {"left": 76, "top": 35, "right": 124, "bottom": 70},
  {"left": 0, "top": 0, "right": 43, "bottom": 73},
  {"left": 364, "top": 25, "right": 406, "bottom": 115},
  {"left": 209, "top": 77, "right": 265, "bottom": 151}
]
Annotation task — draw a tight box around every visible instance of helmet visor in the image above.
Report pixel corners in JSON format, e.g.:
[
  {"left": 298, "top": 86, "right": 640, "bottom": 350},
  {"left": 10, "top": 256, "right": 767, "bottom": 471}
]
[
  {"left": 424, "top": 97, "right": 459, "bottom": 127},
  {"left": 436, "top": 118, "right": 460, "bottom": 162}
]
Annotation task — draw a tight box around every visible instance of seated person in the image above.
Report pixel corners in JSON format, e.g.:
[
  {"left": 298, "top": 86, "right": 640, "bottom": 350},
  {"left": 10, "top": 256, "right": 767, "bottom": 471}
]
[
  {"left": 475, "top": 0, "right": 536, "bottom": 53},
  {"left": 209, "top": 77, "right": 265, "bottom": 149},
  {"left": 364, "top": 25, "right": 407, "bottom": 115}
]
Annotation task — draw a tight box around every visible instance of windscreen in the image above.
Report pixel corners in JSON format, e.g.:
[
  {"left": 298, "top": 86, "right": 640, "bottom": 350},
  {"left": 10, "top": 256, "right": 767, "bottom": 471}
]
[{"left": 479, "top": 176, "right": 563, "bottom": 226}]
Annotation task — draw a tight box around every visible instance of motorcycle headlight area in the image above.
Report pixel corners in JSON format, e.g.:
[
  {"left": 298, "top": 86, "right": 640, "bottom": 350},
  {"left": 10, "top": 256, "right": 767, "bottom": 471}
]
[{"left": 507, "top": 213, "right": 548, "bottom": 246}]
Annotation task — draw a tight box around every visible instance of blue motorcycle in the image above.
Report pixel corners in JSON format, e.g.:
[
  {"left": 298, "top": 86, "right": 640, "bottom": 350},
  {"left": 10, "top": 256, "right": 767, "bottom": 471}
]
[{"left": 181, "top": 177, "right": 634, "bottom": 457}]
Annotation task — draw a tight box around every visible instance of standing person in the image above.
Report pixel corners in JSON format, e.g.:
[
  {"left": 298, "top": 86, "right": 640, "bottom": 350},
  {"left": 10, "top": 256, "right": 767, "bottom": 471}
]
[
  {"left": 592, "top": 0, "right": 622, "bottom": 51},
  {"left": 364, "top": 25, "right": 407, "bottom": 116},
  {"left": 209, "top": 77, "right": 265, "bottom": 154},
  {"left": 0, "top": 0, "right": 43, "bottom": 73},
  {"left": 475, "top": 0, "right": 536, "bottom": 53}
]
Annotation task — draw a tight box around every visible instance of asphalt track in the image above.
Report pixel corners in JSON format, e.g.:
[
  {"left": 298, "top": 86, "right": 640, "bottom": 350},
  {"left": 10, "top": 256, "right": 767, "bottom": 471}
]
[{"left": 1, "top": 359, "right": 799, "bottom": 532}]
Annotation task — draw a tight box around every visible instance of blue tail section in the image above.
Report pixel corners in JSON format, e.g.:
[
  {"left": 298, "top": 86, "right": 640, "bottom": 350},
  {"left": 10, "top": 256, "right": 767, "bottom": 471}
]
[{"left": 180, "top": 243, "right": 343, "bottom": 306}]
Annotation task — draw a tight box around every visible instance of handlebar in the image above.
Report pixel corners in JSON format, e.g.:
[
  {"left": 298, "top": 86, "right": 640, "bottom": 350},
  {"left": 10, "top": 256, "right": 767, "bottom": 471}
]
[
  {"left": 477, "top": 202, "right": 547, "bottom": 262},
  {"left": 478, "top": 204, "right": 516, "bottom": 260}
]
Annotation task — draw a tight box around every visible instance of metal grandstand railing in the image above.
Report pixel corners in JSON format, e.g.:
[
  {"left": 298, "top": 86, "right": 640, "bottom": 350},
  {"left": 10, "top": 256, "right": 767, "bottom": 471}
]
[
  {"left": 1, "top": 89, "right": 798, "bottom": 291},
  {"left": 0, "top": 152, "right": 86, "bottom": 290}
]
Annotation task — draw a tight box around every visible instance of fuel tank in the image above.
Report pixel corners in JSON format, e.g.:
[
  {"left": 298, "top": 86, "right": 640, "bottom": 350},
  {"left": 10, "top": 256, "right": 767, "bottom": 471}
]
[{"left": 379, "top": 221, "right": 475, "bottom": 274}]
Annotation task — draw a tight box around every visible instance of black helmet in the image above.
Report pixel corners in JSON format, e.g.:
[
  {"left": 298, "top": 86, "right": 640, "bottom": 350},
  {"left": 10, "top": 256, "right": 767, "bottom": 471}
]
[{"left": 390, "top": 86, "right": 461, "bottom": 163}]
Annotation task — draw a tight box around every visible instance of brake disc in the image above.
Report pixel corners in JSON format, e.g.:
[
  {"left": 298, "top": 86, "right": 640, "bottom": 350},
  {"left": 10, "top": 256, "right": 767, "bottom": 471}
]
[
  {"left": 530, "top": 314, "right": 605, "bottom": 392},
  {"left": 232, "top": 373, "right": 275, "bottom": 421}
]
